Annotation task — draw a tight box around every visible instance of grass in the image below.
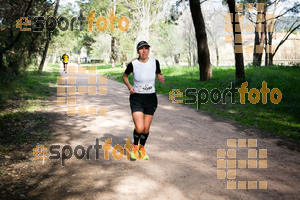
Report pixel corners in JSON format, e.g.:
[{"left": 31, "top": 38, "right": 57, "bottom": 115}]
[
  {"left": 98, "top": 64, "right": 300, "bottom": 140},
  {"left": 0, "top": 64, "right": 59, "bottom": 152},
  {"left": 0, "top": 64, "right": 59, "bottom": 112}
]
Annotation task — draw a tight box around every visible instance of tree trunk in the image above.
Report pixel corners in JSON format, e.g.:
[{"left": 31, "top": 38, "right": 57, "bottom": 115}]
[
  {"left": 206, "top": 27, "right": 219, "bottom": 66},
  {"left": 174, "top": 54, "right": 180, "bottom": 64},
  {"left": 269, "top": 53, "right": 274, "bottom": 66},
  {"left": 187, "top": 51, "right": 191, "bottom": 66},
  {"left": 0, "top": 52, "right": 3, "bottom": 72},
  {"left": 264, "top": 13, "right": 269, "bottom": 67},
  {"left": 227, "top": 0, "right": 245, "bottom": 83},
  {"left": 253, "top": 13, "right": 266, "bottom": 66},
  {"left": 192, "top": 51, "right": 197, "bottom": 66},
  {"left": 253, "top": 30, "right": 260, "bottom": 65},
  {"left": 267, "top": 28, "right": 274, "bottom": 66},
  {"left": 216, "top": 46, "right": 219, "bottom": 66},
  {"left": 52, "top": 54, "right": 56, "bottom": 64},
  {"left": 38, "top": 0, "right": 60, "bottom": 74},
  {"left": 189, "top": 0, "right": 212, "bottom": 81},
  {"left": 212, "top": 35, "right": 219, "bottom": 66},
  {"left": 171, "top": 55, "right": 175, "bottom": 65},
  {"left": 110, "top": 36, "right": 117, "bottom": 68},
  {"left": 38, "top": 32, "right": 50, "bottom": 74},
  {"left": 253, "top": 29, "right": 265, "bottom": 66}
]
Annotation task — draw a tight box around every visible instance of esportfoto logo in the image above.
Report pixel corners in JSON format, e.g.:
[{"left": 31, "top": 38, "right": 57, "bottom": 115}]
[
  {"left": 16, "top": 9, "right": 129, "bottom": 32},
  {"left": 169, "top": 81, "right": 282, "bottom": 108},
  {"left": 33, "top": 138, "right": 145, "bottom": 166}
]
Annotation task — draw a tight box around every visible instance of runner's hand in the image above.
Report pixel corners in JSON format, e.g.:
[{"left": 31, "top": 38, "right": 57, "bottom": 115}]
[
  {"left": 129, "top": 86, "right": 136, "bottom": 94},
  {"left": 157, "top": 74, "right": 165, "bottom": 83}
]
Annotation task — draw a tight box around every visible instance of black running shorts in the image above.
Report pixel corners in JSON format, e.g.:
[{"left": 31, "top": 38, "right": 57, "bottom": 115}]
[{"left": 129, "top": 93, "right": 158, "bottom": 115}]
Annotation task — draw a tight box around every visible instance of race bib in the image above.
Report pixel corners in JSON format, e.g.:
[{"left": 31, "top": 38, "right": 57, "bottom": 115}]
[{"left": 138, "top": 84, "right": 153, "bottom": 92}]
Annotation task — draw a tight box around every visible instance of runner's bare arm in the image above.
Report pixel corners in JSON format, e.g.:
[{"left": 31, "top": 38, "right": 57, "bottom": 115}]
[
  {"left": 122, "top": 73, "right": 135, "bottom": 94},
  {"left": 156, "top": 73, "right": 165, "bottom": 83}
]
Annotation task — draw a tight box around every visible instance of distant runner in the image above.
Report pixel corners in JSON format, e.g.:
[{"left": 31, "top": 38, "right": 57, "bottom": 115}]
[
  {"left": 61, "top": 52, "right": 69, "bottom": 73},
  {"left": 122, "top": 41, "right": 165, "bottom": 160}
]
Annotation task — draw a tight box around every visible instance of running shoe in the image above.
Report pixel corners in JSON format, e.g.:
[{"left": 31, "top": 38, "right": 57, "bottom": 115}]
[
  {"left": 139, "top": 147, "right": 149, "bottom": 160},
  {"left": 130, "top": 144, "right": 139, "bottom": 160}
]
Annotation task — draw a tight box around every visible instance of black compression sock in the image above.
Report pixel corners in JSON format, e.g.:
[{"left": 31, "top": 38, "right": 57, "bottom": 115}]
[
  {"left": 140, "top": 133, "right": 149, "bottom": 147},
  {"left": 133, "top": 129, "right": 141, "bottom": 145}
]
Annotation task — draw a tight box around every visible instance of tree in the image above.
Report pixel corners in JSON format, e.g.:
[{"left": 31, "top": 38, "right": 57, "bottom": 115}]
[
  {"left": 267, "top": 1, "right": 300, "bottom": 65},
  {"left": 154, "top": 21, "right": 185, "bottom": 65},
  {"left": 0, "top": 0, "right": 33, "bottom": 74},
  {"left": 189, "top": 0, "right": 212, "bottom": 81},
  {"left": 48, "top": 8, "right": 78, "bottom": 64},
  {"left": 239, "top": 0, "right": 271, "bottom": 66},
  {"left": 38, "top": 0, "right": 60, "bottom": 74},
  {"left": 0, "top": 0, "right": 57, "bottom": 76},
  {"left": 252, "top": 0, "right": 268, "bottom": 66},
  {"left": 179, "top": 10, "right": 198, "bottom": 66},
  {"left": 246, "top": 0, "right": 300, "bottom": 66},
  {"left": 121, "top": 0, "right": 170, "bottom": 58},
  {"left": 82, "top": 0, "right": 126, "bottom": 67},
  {"left": 226, "top": 0, "right": 245, "bottom": 83},
  {"left": 271, "top": 19, "right": 300, "bottom": 65}
]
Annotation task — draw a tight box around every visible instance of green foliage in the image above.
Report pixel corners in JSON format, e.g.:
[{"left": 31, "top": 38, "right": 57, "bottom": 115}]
[
  {"left": 0, "top": 64, "right": 59, "bottom": 111},
  {"left": 0, "top": 0, "right": 59, "bottom": 76},
  {"left": 152, "top": 21, "right": 185, "bottom": 61}
]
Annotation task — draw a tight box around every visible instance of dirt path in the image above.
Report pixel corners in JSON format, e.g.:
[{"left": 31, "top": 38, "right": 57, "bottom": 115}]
[{"left": 3, "top": 64, "right": 299, "bottom": 200}]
